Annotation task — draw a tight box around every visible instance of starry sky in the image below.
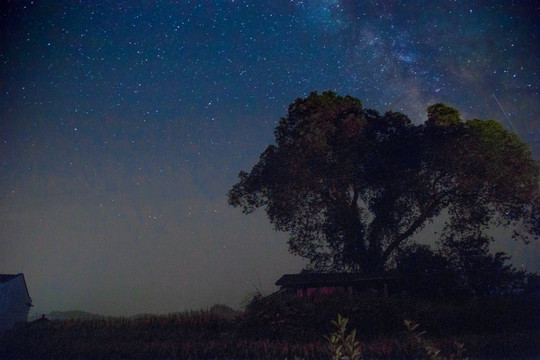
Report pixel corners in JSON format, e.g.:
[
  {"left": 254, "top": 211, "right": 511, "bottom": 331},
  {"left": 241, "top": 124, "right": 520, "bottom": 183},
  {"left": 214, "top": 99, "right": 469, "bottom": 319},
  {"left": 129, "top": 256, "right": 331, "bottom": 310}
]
[{"left": 1, "top": 1, "right": 539, "bottom": 316}]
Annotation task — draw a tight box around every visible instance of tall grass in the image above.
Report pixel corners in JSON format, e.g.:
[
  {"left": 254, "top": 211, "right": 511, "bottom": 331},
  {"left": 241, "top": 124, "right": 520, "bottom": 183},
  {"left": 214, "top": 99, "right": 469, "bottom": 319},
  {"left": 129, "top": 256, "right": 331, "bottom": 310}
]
[
  {"left": 1, "top": 293, "right": 539, "bottom": 359},
  {"left": 0, "top": 311, "right": 328, "bottom": 359}
]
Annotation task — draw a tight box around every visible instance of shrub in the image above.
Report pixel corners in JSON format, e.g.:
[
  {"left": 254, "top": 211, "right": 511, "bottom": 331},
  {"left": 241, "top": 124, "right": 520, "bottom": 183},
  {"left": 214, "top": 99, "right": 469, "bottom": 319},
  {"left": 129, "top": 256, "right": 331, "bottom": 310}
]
[{"left": 325, "top": 314, "right": 362, "bottom": 360}]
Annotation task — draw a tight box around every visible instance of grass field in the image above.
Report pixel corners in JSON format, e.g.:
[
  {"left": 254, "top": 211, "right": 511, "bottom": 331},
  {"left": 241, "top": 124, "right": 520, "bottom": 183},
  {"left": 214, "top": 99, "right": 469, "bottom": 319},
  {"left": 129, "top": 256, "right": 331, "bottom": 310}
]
[{"left": 1, "top": 293, "right": 539, "bottom": 359}]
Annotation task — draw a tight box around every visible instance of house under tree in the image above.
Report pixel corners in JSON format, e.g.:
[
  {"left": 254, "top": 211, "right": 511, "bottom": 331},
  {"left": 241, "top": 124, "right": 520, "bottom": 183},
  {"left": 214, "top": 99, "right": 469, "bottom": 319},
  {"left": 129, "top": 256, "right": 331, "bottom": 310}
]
[
  {"left": 275, "top": 272, "right": 398, "bottom": 298},
  {"left": 0, "top": 273, "right": 32, "bottom": 335}
]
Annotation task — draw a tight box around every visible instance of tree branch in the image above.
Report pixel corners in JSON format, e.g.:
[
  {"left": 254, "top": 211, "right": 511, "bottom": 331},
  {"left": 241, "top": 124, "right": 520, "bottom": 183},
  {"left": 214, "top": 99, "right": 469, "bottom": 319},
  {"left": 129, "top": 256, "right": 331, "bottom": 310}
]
[{"left": 381, "top": 190, "right": 452, "bottom": 262}]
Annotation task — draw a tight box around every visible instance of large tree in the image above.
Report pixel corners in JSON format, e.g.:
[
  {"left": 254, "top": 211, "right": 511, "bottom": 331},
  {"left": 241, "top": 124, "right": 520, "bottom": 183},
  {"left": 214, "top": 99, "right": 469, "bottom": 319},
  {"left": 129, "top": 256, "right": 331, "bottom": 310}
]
[{"left": 228, "top": 91, "right": 540, "bottom": 273}]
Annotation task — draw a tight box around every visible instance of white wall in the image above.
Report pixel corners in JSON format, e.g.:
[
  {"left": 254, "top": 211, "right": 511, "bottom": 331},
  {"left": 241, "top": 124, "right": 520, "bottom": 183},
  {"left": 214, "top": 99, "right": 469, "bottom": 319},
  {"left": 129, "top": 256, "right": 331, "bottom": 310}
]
[{"left": 0, "top": 275, "right": 32, "bottom": 334}]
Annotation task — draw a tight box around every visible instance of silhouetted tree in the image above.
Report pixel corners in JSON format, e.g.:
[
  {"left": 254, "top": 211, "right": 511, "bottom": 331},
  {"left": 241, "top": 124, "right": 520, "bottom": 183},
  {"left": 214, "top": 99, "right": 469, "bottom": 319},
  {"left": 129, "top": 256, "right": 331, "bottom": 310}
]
[
  {"left": 228, "top": 91, "right": 540, "bottom": 273},
  {"left": 396, "top": 239, "right": 531, "bottom": 298},
  {"left": 440, "top": 234, "right": 528, "bottom": 296},
  {"left": 395, "top": 244, "right": 456, "bottom": 298}
]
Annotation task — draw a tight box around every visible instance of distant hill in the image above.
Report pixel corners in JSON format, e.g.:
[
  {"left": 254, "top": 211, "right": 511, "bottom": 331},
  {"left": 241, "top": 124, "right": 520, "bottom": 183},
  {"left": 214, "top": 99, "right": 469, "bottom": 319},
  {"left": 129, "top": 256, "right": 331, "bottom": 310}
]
[
  {"left": 129, "top": 305, "right": 239, "bottom": 319},
  {"left": 46, "top": 310, "right": 103, "bottom": 321},
  {"left": 209, "top": 304, "right": 238, "bottom": 318},
  {"left": 37, "top": 304, "right": 238, "bottom": 321}
]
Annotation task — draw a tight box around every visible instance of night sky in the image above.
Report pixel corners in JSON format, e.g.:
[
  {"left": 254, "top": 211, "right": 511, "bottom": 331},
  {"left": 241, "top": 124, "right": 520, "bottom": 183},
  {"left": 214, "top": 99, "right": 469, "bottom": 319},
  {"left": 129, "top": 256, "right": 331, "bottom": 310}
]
[{"left": 1, "top": 1, "right": 539, "bottom": 316}]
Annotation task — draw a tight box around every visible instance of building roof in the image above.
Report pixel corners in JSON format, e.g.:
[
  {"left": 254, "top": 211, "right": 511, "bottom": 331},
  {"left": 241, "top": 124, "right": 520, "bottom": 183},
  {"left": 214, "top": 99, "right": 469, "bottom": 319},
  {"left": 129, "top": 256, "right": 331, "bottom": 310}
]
[
  {"left": 0, "top": 273, "right": 32, "bottom": 304},
  {"left": 275, "top": 273, "right": 397, "bottom": 288},
  {"left": 0, "top": 274, "right": 21, "bottom": 283}
]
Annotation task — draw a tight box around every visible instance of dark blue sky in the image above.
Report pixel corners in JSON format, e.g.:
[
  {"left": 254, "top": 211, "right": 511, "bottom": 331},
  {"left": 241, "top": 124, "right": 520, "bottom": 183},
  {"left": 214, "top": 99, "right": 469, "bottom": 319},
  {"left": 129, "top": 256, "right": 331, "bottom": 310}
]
[{"left": 1, "top": 1, "right": 539, "bottom": 316}]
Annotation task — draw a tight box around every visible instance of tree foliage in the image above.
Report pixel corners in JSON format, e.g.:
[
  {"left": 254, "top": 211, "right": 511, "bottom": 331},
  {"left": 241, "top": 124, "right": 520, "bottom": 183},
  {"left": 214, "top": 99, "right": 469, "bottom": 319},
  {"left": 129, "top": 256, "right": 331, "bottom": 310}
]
[
  {"left": 395, "top": 244, "right": 456, "bottom": 298},
  {"left": 439, "top": 234, "right": 529, "bottom": 296},
  {"left": 228, "top": 91, "right": 540, "bottom": 273},
  {"left": 396, "top": 240, "right": 531, "bottom": 298}
]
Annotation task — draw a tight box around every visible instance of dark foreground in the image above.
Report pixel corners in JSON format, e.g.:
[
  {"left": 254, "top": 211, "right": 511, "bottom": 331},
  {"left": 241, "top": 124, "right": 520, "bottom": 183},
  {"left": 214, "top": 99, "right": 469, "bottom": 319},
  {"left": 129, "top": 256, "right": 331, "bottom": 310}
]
[{"left": 1, "top": 293, "right": 539, "bottom": 359}]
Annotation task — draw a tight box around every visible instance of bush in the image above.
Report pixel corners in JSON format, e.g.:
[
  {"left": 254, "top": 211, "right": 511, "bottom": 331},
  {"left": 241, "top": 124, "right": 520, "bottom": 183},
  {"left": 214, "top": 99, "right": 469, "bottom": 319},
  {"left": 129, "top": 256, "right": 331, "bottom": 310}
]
[
  {"left": 240, "top": 289, "right": 540, "bottom": 341},
  {"left": 1, "top": 294, "right": 538, "bottom": 359}
]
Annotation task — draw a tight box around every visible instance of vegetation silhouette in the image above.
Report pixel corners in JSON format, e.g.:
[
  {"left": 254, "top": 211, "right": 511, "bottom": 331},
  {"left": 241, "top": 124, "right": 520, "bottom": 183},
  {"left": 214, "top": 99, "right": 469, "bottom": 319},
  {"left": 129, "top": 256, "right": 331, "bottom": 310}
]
[
  {"left": 2, "top": 295, "right": 539, "bottom": 359},
  {"left": 228, "top": 91, "right": 540, "bottom": 274},
  {"left": 3, "top": 91, "right": 540, "bottom": 359}
]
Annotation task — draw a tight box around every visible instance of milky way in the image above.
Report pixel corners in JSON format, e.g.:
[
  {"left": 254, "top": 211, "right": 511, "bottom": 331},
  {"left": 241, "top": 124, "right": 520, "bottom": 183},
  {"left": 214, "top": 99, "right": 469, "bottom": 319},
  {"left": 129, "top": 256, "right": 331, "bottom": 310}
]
[{"left": 1, "top": 1, "right": 539, "bottom": 316}]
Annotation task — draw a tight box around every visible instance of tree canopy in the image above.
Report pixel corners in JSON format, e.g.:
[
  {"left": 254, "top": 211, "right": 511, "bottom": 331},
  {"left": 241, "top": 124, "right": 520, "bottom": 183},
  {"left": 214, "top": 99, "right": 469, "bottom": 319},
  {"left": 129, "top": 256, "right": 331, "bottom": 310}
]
[
  {"left": 228, "top": 91, "right": 540, "bottom": 274},
  {"left": 396, "top": 237, "right": 533, "bottom": 298}
]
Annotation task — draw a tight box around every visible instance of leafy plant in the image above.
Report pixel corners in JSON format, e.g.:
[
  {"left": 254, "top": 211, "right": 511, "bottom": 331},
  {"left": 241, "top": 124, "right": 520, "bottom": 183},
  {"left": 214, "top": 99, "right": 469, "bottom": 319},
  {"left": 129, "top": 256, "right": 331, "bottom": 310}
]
[
  {"left": 404, "top": 319, "right": 468, "bottom": 360},
  {"left": 325, "top": 314, "right": 362, "bottom": 360}
]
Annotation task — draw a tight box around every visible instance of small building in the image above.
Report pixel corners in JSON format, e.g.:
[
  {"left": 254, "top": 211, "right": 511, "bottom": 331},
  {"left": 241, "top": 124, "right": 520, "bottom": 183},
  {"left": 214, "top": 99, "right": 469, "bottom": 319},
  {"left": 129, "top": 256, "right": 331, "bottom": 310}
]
[
  {"left": 0, "top": 273, "right": 32, "bottom": 335},
  {"left": 275, "top": 272, "right": 398, "bottom": 298}
]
